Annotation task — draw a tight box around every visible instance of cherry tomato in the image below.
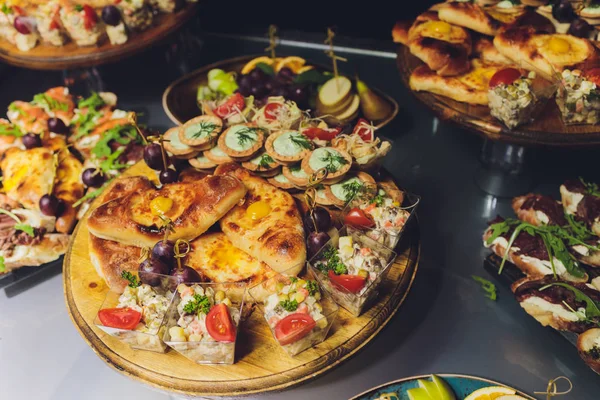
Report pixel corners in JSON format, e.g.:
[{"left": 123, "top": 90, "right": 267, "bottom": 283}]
[
  {"left": 206, "top": 303, "right": 236, "bottom": 342},
  {"left": 344, "top": 207, "right": 375, "bottom": 228},
  {"left": 489, "top": 68, "right": 521, "bottom": 88},
  {"left": 584, "top": 68, "right": 600, "bottom": 86},
  {"left": 302, "top": 127, "right": 341, "bottom": 141},
  {"left": 49, "top": 18, "right": 59, "bottom": 30},
  {"left": 264, "top": 102, "right": 284, "bottom": 121},
  {"left": 352, "top": 118, "right": 374, "bottom": 142},
  {"left": 328, "top": 270, "right": 367, "bottom": 293},
  {"left": 82, "top": 5, "right": 98, "bottom": 30},
  {"left": 12, "top": 6, "right": 25, "bottom": 16},
  {"left": 274, "top": 313, "right": 316, "bottom": 346},
  {"left": 98, "top": 307, "right": 142, "bottom": 330},
  {"left": 213, "top": 93, "right": 245, "bottom": 119}
]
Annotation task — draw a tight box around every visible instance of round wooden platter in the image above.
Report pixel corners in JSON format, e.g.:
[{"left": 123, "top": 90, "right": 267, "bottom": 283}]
[
  {"left": 162, "top": 54, "right": 399, "bottom": 129},
  {"left": 63, "top": 162, "right": 421, "bottom": 397},
  {"left": 397, "top": 45, "right": 600, "bottom": 147},
  {"left": 0, "top": 3, "right": 197, "bottom": 70}
]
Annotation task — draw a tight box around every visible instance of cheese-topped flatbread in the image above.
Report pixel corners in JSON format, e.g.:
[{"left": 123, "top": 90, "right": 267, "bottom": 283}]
[
  {"left": 438, "top": 1, "right": 502, "bottom": 36},
  {"left": 53, "top": 151, "right": 84, "bottom": 233},
  {"left": 215, "top": 163, "right": 306, "bottom": 276},
  {"left": 89, "top": 234, "right": 141, "bottom": 292}
]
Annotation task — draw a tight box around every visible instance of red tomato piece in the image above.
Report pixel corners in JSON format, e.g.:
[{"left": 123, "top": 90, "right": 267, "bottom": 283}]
[
  {"left": 82, "top": 5, "right": 98, "bottom": 30},
  {"left": 12, "top": 6, "right": 25, "bottom": 16},
  {"left": 344, "top": 207, "right": 375, "bottom": 228},
  {"left": 98, "top": 307, "right": 142, "bottom": 330},
  {"left": 328, "top": 270, "right": 367, "bottom": 293},
  {"left": 213, "top": 93, "right": 245, "bottom": 119},
  {"left": 302, "top": 127, "right": 340, "bottom": 141},
  {"left": 206, "top": 303, "right": 236, "bottom": 342},
  {"left": 584, "top": 68, "right": 600, "bottom": 86},
  {"left": 489, "top": 68, "right": 521, "bottom": 88},
  {"left": 274, "top": 313, "right": 316, "bottom": 346},
  {"left": 264, "top": 102, "right": 284, "bottom": 121},
  {"left": 352, "top": 118, "right": 375, "bottom": 142}
]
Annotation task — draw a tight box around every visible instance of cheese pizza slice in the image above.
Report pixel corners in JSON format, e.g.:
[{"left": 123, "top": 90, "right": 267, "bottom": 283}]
[
  {"left": 89, "top": 234, "right": 141, "bottom": 292},
  {"left": 215, "top": 163, "right": 306, "bottom": 276}
]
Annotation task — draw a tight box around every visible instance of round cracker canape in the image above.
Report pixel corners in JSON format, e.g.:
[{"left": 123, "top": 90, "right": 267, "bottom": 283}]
[
  {"left": 302, "top": 147, "right": 352, "bottom": 181},
  {"left": 255, "top": 166, "right": 282, "bottom": 178},
  {"left": 579, "top": 6, "right": 600, "bottom": 25},
  {"left": 176, "top": 150, "right": 201, "bottom": 160},
  {"left": 267, "top": 172, "right": 296, "bottom": 190},
  {"left": 491, "top": 1, "right": 526, "bottom": 14},
  {"left": 179, "top": 115, "right": 223, "bottom": 147},
  {"left": 163, "top": 127, "right": 197, "bottom": 158},
  {"left": 265, "top": 130, "right": 313, "bottom": 164},
  {"left": 189, "top": 153, "right": 217, "bottom": 169},
  {"left": 217, "top": 123, "right": 265, "bottom": 158},
  {"left": 324, "top": 172, "right": 376, "bottom": 207},
  {"left": 203, "top": 145, "right": 234, "bottom": 164},
  {"left": 241, "top": 152, "right": 280, "bottom": 172},
  {"left": 282, "top": 163, "right": 310, "bottom": 187},
  {"left": 521, "top": 0, "right": 547, "bottom": 7},
  {"left": 313, "top": 185, "right": 336, "bottom": 206}
]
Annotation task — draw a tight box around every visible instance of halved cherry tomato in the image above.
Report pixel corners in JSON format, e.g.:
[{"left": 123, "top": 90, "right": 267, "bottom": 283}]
[
  {"left": 49, "top": 18, "right": 59, "bottom": 31},
  {"left": 274, "top": 313, "right": 316, "bottom": 346},
  {"left": 82, "top": 5, "right": 98, "bottom": 30},
  {"left": 584, "top": 68, "right": 600, "bottom": 86},
  {"left": 98, "top": 307, "right": 142, "bottom": 330},
  {"left": 352, "top": 118, "right": 374, "bottom": 142},
  {"left": 213, "top": 93, "right": 245, "bottom": 119},
  {"left": 328, "top": 270, "right": 367, "bottom": 293},
  {"left": 489, "top": 68, "right": 521, "bottom": 88},
  {"left": 206, "top": 303, "right": 236, "bottom": 342},
  {"left": 344, "top": 207, "right": 375, "bottom": 228},
  {"left": 264, "top": 102, "right": 284, "bottom": 121},
  {"left": 302, "top": 126, "right": 341, "bottom": 141}
]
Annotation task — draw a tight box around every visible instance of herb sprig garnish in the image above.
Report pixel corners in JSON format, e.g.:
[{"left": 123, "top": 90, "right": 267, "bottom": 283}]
[
  {"left": 234, "top": 127, "right": 258, "bottom": 147},
  {"left": 257, "top": 154, "right": 275, "bottom": 170},
  {"left": 472, "top": 275, "right": 497, "bottom": 301},
  {"left": 373, "top": 191, "right": 386, "bottom": 207},
  {"left": 121, "top": 271, "right": 141, "bottom": 288},
  {"left": 540, "top": 282, "right": 600, "bottom": 327},
  {"left": 78, "top": 92, "right": 105, "bottom": 110},
  {"left": 0, "top": 208, "right": 34, "bottom": 237},
  {"left": 316, "top": 245, "right": 348, "bottom": 275},
  {"left": 183, "top": 293, "right": 211, "bottom": 315},
  {"left": 580, "top": 177, "right": 600, "bottom": 197},
  {"left": 0, "top": 255, "right": 5, "bottom": 273},
  {"left": 32, "top": 93, "right": 69, "bottom": 112},
  {"left": 342, "top": 181, "right": 364, "bottom": 203},
  {"left": 0, "top": 123, "right": 22, "bottom": 137},
  {"left": 1, "top": 4, "right": 12, "bottom": 14},
  {"left": 190, "top": 122, "right": 216, "bottom": 139},
  {"left": 320, "top": 150, "right": 348, "bottom": 173},
  {"left": 91, "top": 124, "right": 139, "bottom": 159},
  {"left": 486, "top": 218, "right": 589, "bottom": 278},
  {"left": 306, "top": 280, "right": 319, "bottom": 296},
  {"left": 279, "top": 299, "right": 298, "bottom": 312},
  {"left": 289, "top": 133, "right": 312, "bottom": 150},
  {"left": 73, "top": 179, "right": 112, "bottom": 208}
]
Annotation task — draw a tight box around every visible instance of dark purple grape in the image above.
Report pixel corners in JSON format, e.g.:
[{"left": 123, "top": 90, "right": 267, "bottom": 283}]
[
  {"left": 22, "top": 133, "right": 42, "bottom": 149},
  {"left": 152, "top": 240, "right": 176, "bottom": 267},
  {"left": 39, "top": 194, "right": 60, "bottom": 216},
  {"left": 271, "top": 85, "right": 289, "bottom": 98},
  {"left": 568, "top": 19, "right": 593, "bottom": 38},
  {"left": 277, "top": 67, "right": 295, "bottom": 81},
  {"left": 101, "top": 5, "right": 121, "bottom": 26},
  {"left": 82, "top": 168, "right": 106, "bottom": 187},
  {"left": 170, "top": 157, "right": 188, "bottom": 172},
  {"left": 171, "top": 266, "right": 202, "bottom": 285},
  {"left": 47, "top": 118, "right": 68, "bottom": 134},
  {"left": 307, "top": 231, "right": 331, "bottom": 258},
  {"left": 237, "top": 74, "right": 252, "bottom": 91},
  {"left": 249, "top": 68, "right": 266, "bottom": 83},
  {"left": 159, "top": 169, "right": 179, "bottom": 184},
  {"left": 250, "top": 82, "right": 267, "bottom": 98},
  {"left": 14, "top": 16, "right": 31, "bottom": 35},
  {"left": 139, "top": 258, "right": 171, "bottom": 286},
  {"left": 304, "top": 207, "right": 332, "bottom": 233},
  {"left": 553, "top": 0, "right": 576, "bottom": 23},
  {"left": 289, "top": 85, "right": 308, "bottom": 104},
  {"left": 143, "top": 143, "right": 164, "bottom": 170}
]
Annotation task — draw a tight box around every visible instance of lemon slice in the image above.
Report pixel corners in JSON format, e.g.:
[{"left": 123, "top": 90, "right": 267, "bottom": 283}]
[
  {"left": 241, "top": 56, "right": 275, "bottom": 75},
  {"left": 296, "top": 65, "right": 314, "bottom": 74},
  {"left": 464, "top": 386, "right": 516, "bottom": 400},
  {"left": 496, "top": 396, "right": 528, "bottom": 399},
  {"left": 275, "top": 56, "right": 306, "bottom": 73}
]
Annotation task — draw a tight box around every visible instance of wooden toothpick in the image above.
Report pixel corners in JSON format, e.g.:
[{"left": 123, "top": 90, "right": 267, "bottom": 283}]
[
  {"left": 324, "top": 28, "right": 348, "bottom": 92},
  {"left": 265, "top": 25, "right": 279, "bottom": 60}
]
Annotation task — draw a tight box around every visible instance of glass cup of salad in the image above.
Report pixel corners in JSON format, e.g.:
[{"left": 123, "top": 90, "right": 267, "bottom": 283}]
[
  {"left": 341, "top": 182, "right": 419, "bottom": 250},
  {"left": 94, "top": 271, "right": 178, "bottom": 353},
  {"left": 248, "top": 268, "right": 339, "bottom": 357},
  {"left": 162, "top": 282, "right": 247, "bottom": 365},
  {"left": 308, "top": 227, "right": 397, "bottom": 316}
]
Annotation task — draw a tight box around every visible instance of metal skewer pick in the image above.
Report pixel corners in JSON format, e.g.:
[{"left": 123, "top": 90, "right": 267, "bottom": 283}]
[
  {"left": 533, "top": 376, "right": 573, "bottom": 400},
  {"left": 324, "top": 28, "right": 348, "bottom": 92},
  {"left": 265, "top": 25, "right": 279, "bottom": 60}
]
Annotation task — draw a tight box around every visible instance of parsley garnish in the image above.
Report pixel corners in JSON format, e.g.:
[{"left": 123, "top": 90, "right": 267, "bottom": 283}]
[
  {"left": 540, "top": 282, "right": 600, "bottom": 326},
  {"left": 317, "top": 245, "right": 348, "bottom": 275},
  {"left": 342, "top": 181, "right": 364, "bottom": 203},
  {"left": 78, "top": 92, "right": 105, "bottom": 110},
  {"left": 235, "top": 127, "right": 258, "bottom": 147},
  {"left": 320, "top": 150, "right": 348, "bottom": 173},
  {"left": 472, "top": 275, "right": 497, "bottom": 301},
  {"left": 257, "top": 154, "right": 275, "bottom": 170},
  {"left": 0, "top": 255, "right": 5, "bottom": 273},
  {"left": 1, "top": 4, "right": 12, "bottom": 14},
  {"left": 190, "top": 122, "right": 216, "bottom": 139},
  {"left": 373, "top": 192, "right": 386, "bottom": 207},
  {"left": 32, "top": 93, "right": 69, "bottom": 112},
  {"left": 75, "top": 4, "right": 83, "bottom": 11},
  {"left": 121, "top": 271, "right": 141, "bottom": 288},
  {"left": 183, "top": 294, "right": 211, "bottom": 315},
  {"left": 289, "top": 276, "right": 298, "bottom": 284},
  {"left": 306, "top": 280, "right": 319, "bottom": 296},
  {"left": 0, "top": 123, "right": 22, "bottom": 137},
  {"left": 279, "top": 299, "right": 299, "bottom": 312},
  {"left": 289, "top": 133, "right": 313, "bottom": 150}
]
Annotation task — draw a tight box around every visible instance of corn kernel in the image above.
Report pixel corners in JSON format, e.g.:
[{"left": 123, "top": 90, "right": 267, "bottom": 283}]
[
  {"left": 314, "top": 292, "right": 322, "bottom": 301},
  {"left": 169, "top": 326, "right": 186, "bottom": 341},
  {"left": 215, "top": 290, "right": 225, "bottom": 302},
  {"left": 296, "top": 279, "right": 307, "bottom": 288},
  {"left": 292, "top": 292, "right": 306, "bottom": 304},
  {"left": 278, "top": 294, "right": 289, "bottom": 302},
  {"left": 314, "top": 303, "right": 323, "bottom": 312},
  {"left": 316, "top": 317, "right": 328, "bottom": 329},
  {"left": 357, "top": 269, "right": 369, "bottom": 279},
  {"left": 222, "top": 297, "right": 233, "bottom": 307}
]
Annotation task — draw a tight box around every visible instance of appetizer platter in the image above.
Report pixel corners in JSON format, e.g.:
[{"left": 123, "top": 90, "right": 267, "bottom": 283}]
[
  {"left": 394, "top": 0, "right": 600, "bottom": 146},
  {"left": 482, "top": 178, "right": 600, "bottom": 375},
  {"left": 0, "top": 87, "right": 144, "bottom": 280},
  {"left": 351, "top": 374, "right": 535, "bottom": 400},
  {"left": 0, "top": 0, "right": 198, "bottom": 70},
  {"left": 63, "top": 103, "right": 420, "bottom": 394},
  {"left": 162, "top": 54, "right": 399, "bottom": 130}
]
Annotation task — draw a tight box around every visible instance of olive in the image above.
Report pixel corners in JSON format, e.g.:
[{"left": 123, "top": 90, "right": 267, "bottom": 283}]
[
  {"left": 552, "top": 0, "right": 576, "bottom": 23},
  {"left": 143, "top": 143, "right": 164, "bottom": 170},
  {"left": 568, "top": 19, "right": 593, "bottom": 39},
  {"left": 13, "top": 16, "right": 31, "bottom": 35},
  {"left": 307, "top": 231, "right": 331, "bottom": 259},
  {"left": 22, "top": 133, "right": 42, "bottom": 149},
  {"left": 152, "top": 240, "right": 176, "bottom": 267},
  {"left": 81, "top": 168, "right": 106, "bottom": 187},
  {"left": 47, "top": 118, "right": 68, "bottom": 134},
  {"left": 39, "top": 194, "right": 61, "bottom": 216},
  {"left": 139, "top": 258, "right": 171, "bottom": 286},
  {"left": 101, "top": 5, "right": 121, "bottom": 26},
  {"left": 304, "top": 207, "right": 332, "bottom": 233},
  {"left": 159, "top": 169, "right": 179, "bottom": 184},
  {"left": 171, "top": 266, "right": 202, "bottom": 285}
]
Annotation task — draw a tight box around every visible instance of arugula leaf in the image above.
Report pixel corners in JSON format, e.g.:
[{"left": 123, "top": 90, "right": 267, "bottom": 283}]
[
  {"left": 580, "top": 177, "right": 600, "bottom": 197},
  {"left": 472, "top": 275, "right": 497, "bottom": 301},
  {"left": 255, "top": 62, "right": 275, "bottom": 76},
  {"left": 32, "top": 93, "right": 68, "bottom": 112},
  {"left": 0, "top": 255, "right": 5, "bottom": 273},
  {"left": 121, "top": 271, "right": 141, "bottom": 288},
  {"left": 73, "top": 180, "right": 112, "bottom": 208},
  {"left": 485, "top": 220, "right": 513, "bottom": 246},
  {"left": 99, "top": 148, "right": 128, "bottom": 174},
  {"left": 565, "top": 213, "right": 594, "bottom": 242},
  {"left": 91, "top": 124, "right": 137, "bottom": 159},
  {"left": 0, "top": 123, "right": 22, "bottom": 137},
  {"left": 293, "top": 69, "right": 330, "bottom": 85},
  {"left": 14, "top": 224, "right": 34, "bottom": 237},
  {"left": 183, "top": 294, "right": 211, "bottom": 315},
  {"left": 279, "top": 299, "right": 298, "bottom": 312},
  {"left": 1, "top": 4, "right": 12, "bottom": 14},
  {"left": 71, "top": 109, "right": 101, "bottom": 139},
  {"left": 540, "top": 282, "right": 600, "bottom": 321},
  {"left": 78, "top": 92, "right": 105, "bottom": 110}
]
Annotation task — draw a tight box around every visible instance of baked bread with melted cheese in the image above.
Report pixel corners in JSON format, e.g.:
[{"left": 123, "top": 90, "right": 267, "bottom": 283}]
[
  {"left": 89, "top": 234, "right": 141, "bottom": 292},
  {"left": 438, "top": 1, "right": 502, "bottom": 36}
]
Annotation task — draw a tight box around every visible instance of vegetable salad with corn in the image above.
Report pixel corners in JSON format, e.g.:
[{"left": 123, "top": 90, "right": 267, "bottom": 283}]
[
  {"left": 359, "top": 189, "right": 409, "bottom": 248},
  {"left": 488, "top": 71, "right": 537, "bottom": 129},
  {"left": 117, "top": 283, "right": 172, "bottom": 333}
]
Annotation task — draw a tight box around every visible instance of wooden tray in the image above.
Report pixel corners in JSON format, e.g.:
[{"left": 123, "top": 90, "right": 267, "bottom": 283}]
[
  {"left": 397, "top": 45, "right": 600, "bottom": 147},
  {"left": 0, "top": 3, "right": 197, "bottom": 70},
  {"left": 63, "top": 162, "right": 421, "bottom": 397},
  {"left": 162, "top": 54, "right": 399, "bottom": 129}
]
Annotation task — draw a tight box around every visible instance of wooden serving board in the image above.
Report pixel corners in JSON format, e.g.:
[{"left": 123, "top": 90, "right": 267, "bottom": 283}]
[
  {"left": 397, "top": 46, "right": 600, "bottom": 147},
  {"left": 0, "top": 3, "right": 197, "bottom": 70},
  {"left": 63, "top": 162, "right": 420, "bottom": 397},
  {"left": 162, "top": 54, "right": 400, "bottom": 129}
]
